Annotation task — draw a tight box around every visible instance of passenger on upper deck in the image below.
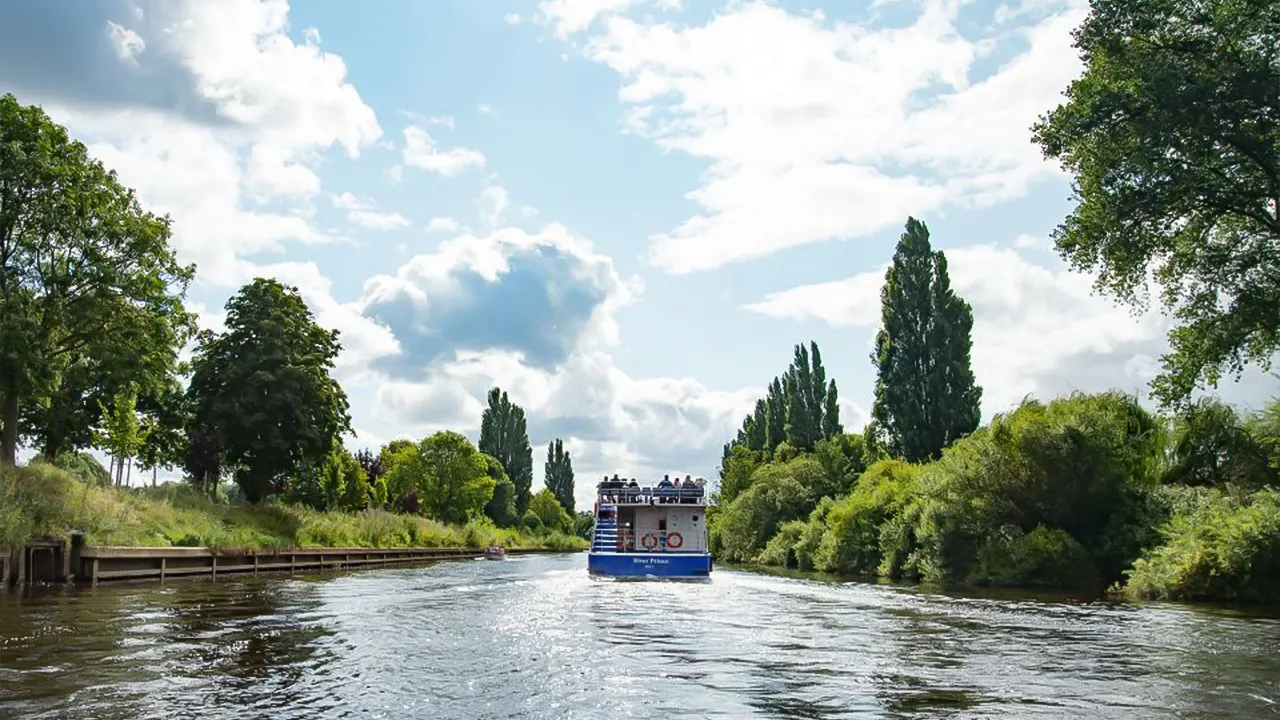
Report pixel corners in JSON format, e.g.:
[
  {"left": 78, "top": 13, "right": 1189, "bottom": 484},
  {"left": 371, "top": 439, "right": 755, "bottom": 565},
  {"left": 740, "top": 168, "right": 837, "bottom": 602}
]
[{"left": 658, "top": 475, "right": 673, "bottom": 488}]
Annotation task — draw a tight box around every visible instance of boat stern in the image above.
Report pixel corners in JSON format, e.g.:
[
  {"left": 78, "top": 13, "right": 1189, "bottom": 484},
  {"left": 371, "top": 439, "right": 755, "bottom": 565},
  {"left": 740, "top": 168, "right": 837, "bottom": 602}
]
[{"left": 587, "top": 551, "right": 712, "bottom": 579}]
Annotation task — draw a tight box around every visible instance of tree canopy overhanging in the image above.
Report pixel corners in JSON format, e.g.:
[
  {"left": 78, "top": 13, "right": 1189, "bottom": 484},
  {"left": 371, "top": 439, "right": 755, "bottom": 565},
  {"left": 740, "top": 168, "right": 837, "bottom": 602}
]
[{"left": 1031, "top": 0, "right": 1280, "bottom": 407}]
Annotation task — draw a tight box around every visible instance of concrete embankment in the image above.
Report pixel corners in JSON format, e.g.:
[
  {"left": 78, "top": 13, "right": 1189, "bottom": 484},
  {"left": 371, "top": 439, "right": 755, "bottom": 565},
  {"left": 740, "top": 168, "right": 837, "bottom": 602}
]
[{"left": 3, "top": 536, "right": 567, "bottom": 588}]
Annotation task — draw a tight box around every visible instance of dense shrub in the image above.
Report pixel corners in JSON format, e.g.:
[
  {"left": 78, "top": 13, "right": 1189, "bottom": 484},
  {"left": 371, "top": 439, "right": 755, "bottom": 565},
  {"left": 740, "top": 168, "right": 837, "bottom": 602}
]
[{"left": 1124, "top": 487, "right": 1280, "bottom": 602}]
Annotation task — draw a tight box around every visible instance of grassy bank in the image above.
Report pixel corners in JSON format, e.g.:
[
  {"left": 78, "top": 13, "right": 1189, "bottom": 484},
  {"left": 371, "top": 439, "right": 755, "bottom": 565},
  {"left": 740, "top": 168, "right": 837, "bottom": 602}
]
[{"left": 0, "top": 464, "right": 586, "bottom": 552}]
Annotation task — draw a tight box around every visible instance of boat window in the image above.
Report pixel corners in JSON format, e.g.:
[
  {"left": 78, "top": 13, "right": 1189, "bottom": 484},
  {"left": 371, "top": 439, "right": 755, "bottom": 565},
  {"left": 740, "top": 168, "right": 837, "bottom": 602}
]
[
  {"left": 692, "top": 515, "right": 699, "bottom": 522},
  {"left": 658, "top": 518, "right": 667, "bottom": 531}
]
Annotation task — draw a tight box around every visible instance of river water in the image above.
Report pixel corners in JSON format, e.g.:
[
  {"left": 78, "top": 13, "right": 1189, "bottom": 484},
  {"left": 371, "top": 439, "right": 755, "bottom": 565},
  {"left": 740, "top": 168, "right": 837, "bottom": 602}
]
[{"left": 1, "top": 553, "right": 1279, "bottom": 719}]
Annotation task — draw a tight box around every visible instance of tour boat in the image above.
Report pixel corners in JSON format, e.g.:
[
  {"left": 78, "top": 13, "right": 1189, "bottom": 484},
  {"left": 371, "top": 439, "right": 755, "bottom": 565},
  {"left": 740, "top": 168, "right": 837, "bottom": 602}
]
[
  {"left": 588, "top": 475, "right": 713, "bottom": 579},
  {"left": 483, "top": 546, "right": 507, "bottom": 561}
]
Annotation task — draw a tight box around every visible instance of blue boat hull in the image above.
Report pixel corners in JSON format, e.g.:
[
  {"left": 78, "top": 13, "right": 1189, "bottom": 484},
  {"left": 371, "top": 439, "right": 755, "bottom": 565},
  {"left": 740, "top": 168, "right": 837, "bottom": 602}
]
[{"left": 587, "top": 551, "right": 712, "bottom": 578}]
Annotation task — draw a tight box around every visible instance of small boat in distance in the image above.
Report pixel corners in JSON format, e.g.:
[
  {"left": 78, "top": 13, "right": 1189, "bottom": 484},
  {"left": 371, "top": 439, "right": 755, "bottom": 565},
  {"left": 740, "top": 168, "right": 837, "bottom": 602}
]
[
  {"left": 588, "top": 474, "right": 712, "bottom": 579},
  {"left": 483, "top": 546, "right": 507, "bottom": 561}
]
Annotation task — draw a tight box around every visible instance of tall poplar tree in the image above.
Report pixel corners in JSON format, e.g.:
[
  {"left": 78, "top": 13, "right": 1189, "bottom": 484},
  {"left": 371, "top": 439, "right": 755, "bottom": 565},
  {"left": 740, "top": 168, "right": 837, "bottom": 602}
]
[
  {"left": 870, "top": 217, "right": 981, "bottom": 462},
  {"left": 478, "top": 387, "right": 534, "bottom": 513},
  {"left": 544, "top": 438, "right": 575, "bottom": 513}
]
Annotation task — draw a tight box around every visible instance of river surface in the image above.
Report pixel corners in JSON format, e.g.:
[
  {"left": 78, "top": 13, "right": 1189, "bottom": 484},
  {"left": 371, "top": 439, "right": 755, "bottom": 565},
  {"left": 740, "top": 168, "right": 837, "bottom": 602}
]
[{"left": 2, "top": 553, "right": 1279, "bottom": 719}]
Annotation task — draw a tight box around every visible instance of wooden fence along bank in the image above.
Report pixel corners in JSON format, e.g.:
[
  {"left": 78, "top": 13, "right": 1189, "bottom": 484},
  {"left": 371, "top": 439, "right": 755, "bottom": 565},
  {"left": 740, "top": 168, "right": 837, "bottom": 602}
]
[{"left": 2, "top": 535, "right": 562, "bottom": 588}]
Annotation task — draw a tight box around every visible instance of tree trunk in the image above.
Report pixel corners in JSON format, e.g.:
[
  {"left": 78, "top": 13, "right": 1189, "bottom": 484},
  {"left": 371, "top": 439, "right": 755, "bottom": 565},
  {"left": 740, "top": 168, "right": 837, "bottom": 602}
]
[
  {"left": 152, "top": 466, "right": 157, "bottom": 488},
  {"left": 0, "top": 385, "right": 18, "bottom": 466},
  {"left": 125, "top": 457, "right": 132, "bottom": 486}
]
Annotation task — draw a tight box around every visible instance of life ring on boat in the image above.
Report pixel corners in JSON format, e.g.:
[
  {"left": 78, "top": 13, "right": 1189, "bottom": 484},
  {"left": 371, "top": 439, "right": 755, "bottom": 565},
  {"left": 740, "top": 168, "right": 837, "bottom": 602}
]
[
  {"left": 666, "top": 532, "right": 683, "bottom": 549},
  {"left": 641, "top": 532, "right": 658, "bottom": 550}
]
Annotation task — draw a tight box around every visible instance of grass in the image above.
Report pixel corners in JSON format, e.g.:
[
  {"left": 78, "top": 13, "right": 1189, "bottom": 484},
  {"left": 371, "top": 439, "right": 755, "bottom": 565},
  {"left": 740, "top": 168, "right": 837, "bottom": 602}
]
[{"left": 0, "top": 463, "right": 587, "bottom": 552}]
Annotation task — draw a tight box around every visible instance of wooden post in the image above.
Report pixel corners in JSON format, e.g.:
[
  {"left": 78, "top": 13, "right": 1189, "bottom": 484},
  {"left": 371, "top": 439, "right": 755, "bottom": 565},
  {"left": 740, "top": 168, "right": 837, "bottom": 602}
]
[
  {"left": 160, "top": 557, "right": 166, "bottom": 583},
  {"left": 253, "top": 554, "right": 259, "bottom": 577},
  {"left": 211, "top": 553, "right": 217, "bottom": 579},
  {"left": 90, "top": 558, "right": 99, "bottom": 587}
]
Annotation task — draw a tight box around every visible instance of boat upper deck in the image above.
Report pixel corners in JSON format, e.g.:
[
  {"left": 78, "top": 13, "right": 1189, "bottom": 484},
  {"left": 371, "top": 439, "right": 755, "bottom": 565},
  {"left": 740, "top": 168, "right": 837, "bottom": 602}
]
[{"left": 596, "top": 476, "right": 707, "bottom": 507}]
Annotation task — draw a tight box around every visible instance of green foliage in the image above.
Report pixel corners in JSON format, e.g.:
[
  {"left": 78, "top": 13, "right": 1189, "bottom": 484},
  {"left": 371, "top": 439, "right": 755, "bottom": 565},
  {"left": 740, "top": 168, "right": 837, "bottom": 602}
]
[
  {"left": 478, "top": 387, "right": 534, "bottom": 513},
  {"left": 968, "top": 526, "right": 1100, "bottom": 589},
  {"left": 480, "top": 453, "right": 518, "bottom": 527},
  {"left": 0, "top": 93, "right": 195, "bottom": 465},
  {"left": 870, "top": 217, "right": 982, "bottom": 463},
  {"left": 1164, "top": 398, "right": 1277, "bottom": 489},
  {"left": 186, "top": 278, "right": 351, "bottom": 503},
  {"left": 544, "top": 438, "right": 575, "bottom": 513},
  {"left": 528, "top": 487, "right": 573, "bottom": 534},
  {"left": 1031, "top": 0, "right": 1280, "bottom": 406},
  {"left": 1125, "top": 487, "right": 1280, "bottom": 602},
  {"left": 908, "top": 392, "right": 1164, "bottom": 586},
  {"left": 0, "top": 463, "right": 585, "bottom": 552},
  {"left": 812, "top": 459, "right": 922, "bottom": 577},
  {"left": 717, "top": 443, "right": 764, "bottom": 505},
  {"left": 31, "top": 450, "right": 111, "bottom": 487},
  {"left": 574, "top": 510, "right": 595, "bottom": 540},
  {"left": 715, "top": 457, "right": 822, "bottom": 562},
  {"left": 93, "top": 384, "right": 149, "bottom": 486},
  {"left": 383, "top": 432, "right": 497, "bottom": 525}
]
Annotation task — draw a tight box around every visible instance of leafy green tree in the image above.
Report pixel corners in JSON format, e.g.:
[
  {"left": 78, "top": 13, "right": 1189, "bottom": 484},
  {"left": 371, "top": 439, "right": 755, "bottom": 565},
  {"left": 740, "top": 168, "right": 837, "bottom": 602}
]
[
  {"left": 354, "top": 448, "right": 388, "bottom": 509},
  {"left": 1031, "top": 0, "right": 1280, "bottom": 406},
  {"left": 717, "top": 444, "right": 764, "bottom": 505},
  {"left": 871, "top": 217, "right": 982, "bottom": 462},
  {"left": 481, "top": 453, "right": 518, "bottom": 527},
  {"left": 574, "top": 511, "right": 595, "bottom": 540},
  {"left": 1164, "top": 398, "right": 1276, "bottom": 489},
  {"left": 94, "top": 385, "right": 149, "bottom": 487},
  {"left": 386, "top": 432, "right": 496, "bottom": 524},
  {"left": 136, "top": 380, "right": 188, "bottom": 487},
  {"left": 186, "top": 278, "right": 351, "bottom": 503},
  {"left": 478, "top": 387, "right": 533, "bottom": 513},
  {"left": 1245, "top": 395, "right": 1280, "bottom": 470},
  {"left": 544, "top": 438, "right": 575, "bottom": 513},
  {"left": 0, "top": 93, "right": 195, "bottom": 465},
  {"left": 528, "top": 487, "right": 572, "bottom": 534},
  {"left": 724, "top": 341, "right": 843, "bottom": 464}
]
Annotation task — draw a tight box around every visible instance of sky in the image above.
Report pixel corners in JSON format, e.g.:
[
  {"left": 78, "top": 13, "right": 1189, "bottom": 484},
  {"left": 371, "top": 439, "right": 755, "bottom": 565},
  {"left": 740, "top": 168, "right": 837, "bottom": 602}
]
[{"left": 3, "top": 0, "right": 1274, "bottom": 510}]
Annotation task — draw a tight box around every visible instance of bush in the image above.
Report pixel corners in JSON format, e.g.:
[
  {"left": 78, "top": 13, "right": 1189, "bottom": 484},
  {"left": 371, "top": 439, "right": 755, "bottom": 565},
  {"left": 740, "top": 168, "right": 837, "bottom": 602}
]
[
  {"left": 908, "top": 392, "right": 1163, "bottom": 586},
  {"left": 812, "top": 459, "right": 921, "bottom": 576},
  {"left": 1124, "top": 487, "right": 1280, "bottom": 602},
  {"left": 715, "top": 458, "right": 816, "bottom": 562}
]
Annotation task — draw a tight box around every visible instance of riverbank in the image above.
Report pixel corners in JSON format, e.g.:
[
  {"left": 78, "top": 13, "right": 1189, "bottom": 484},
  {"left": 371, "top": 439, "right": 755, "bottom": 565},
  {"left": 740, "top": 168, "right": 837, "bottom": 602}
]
[{"left": 0, "top": 464, "right": 587, "bottom": 554}]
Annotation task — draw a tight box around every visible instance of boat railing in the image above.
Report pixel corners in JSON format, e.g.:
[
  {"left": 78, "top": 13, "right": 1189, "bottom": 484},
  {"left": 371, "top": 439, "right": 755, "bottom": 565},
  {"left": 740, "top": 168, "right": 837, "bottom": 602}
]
[{"left": 596, "top": 485, "right": 705, "bottom": 505}]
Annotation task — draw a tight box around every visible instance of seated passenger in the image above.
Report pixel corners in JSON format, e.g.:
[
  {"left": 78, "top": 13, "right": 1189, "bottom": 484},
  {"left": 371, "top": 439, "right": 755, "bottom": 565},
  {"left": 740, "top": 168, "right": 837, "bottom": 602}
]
[{"left": 658, "top": 474, "right": 673, "bottom": 488}]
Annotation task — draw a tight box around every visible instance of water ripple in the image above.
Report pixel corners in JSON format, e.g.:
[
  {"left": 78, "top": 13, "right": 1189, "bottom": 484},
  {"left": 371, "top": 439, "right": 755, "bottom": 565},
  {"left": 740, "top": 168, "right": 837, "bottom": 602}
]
[{"left": 2, "top": 554, "right": 1280, "bottom": 718}]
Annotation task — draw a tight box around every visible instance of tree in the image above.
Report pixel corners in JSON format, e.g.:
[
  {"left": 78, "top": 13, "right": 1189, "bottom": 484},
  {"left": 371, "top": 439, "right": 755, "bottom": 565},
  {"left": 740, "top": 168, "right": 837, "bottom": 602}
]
[
  {"left": 386, "top": 431, "right": 496, "bottom": 525},
  {"left": 478, "top": 387, "right": 533, "bottom": 513},
  {"left": 481, "top": 453, "right": 518, "bottom": 527},
  {"left": 94, "top": 385, "right": 148, "bottom": 487},
  {"left": 725, "top": 341, "right": 843, "bottom": 463},
  {"left": 1164, "top": 398, "right": 1276, "bottom": 489},
  {"left": 528, "top": 488, "right": 573, "bottom": 534},
  {"left": 870, "top": 217, "right": 982, "bottom": 462},
  {"left": 354, "top": 448, "right": 388, "bottom": 508},
  {"left": 0, "top": 93, "right": 195, "bottom": 465},
  {"left": 186, "top": 278, "right": 351, "bottom": 503},
  {"left": 136, "top": 379, "right": 188, "bottom": 487},
  {"left": 544, "top": 438, "right": 575, "bottom": 513},
  {"left": 1031, "top": 0, "right": 1280, "bottom": 406}
]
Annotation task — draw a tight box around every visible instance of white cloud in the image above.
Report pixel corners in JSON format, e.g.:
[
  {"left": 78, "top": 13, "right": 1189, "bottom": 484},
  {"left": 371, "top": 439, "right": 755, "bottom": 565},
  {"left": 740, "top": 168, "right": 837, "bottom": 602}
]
[
  {"left": 402, "top": 125, "right": 486, "bottom": 176},
  {"left": 477, "top": 103, "right": 495, "bottom": 116},
  {"left": 560, "top": 0, "right": 1086, "bottom": 272},
  {"left": 504, "top": 13, "right": 522, "bottom": 25},
  {"left": 106, "top": 21, "right": 145, "bottom": 62},
  {"left": 427, "top": 216, "right": 461, "bottom": 232},
  {"left": 330, "top": 191, "right": 410, "bottom": 230},
  {"left": 349, "top": 210, "right": 411, "bottom": 230},
  {"left": 537, "top": 0, "right": 682, "bottom": 38},
  {"left": 747, "top": 241, "right": 1173, "bottom": 416}
]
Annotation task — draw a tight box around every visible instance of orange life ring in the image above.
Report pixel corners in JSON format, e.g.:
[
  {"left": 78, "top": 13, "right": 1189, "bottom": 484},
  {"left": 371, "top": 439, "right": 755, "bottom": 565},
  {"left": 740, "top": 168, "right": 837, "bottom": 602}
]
[
  {"left": 641, "top": 532, "right": 658, "bottom": 550},
  {"left": 666, "top": 531, "right": 683, "bottom": 549}
]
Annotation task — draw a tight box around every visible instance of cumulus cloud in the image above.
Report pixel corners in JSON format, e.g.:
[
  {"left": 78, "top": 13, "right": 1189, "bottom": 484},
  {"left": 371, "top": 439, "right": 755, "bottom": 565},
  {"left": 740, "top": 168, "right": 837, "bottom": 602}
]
[
  {"left": 746, "top": 241, "right": 1183, "bottom": 415},
  {"left": 426, "top": 216, "right": 461, "bottom": 232},
  {"left": 360, "top": 223, "right": 637, "bottom": 376},
  {"left": 402, "top": 125, "right": 486, "bottom": 176},
  {"left": 1, "top": 0, "right": 383, "bottom": 285},
  {"left": 560, "top": 0, "right": 1087, "bottom": 272}
]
